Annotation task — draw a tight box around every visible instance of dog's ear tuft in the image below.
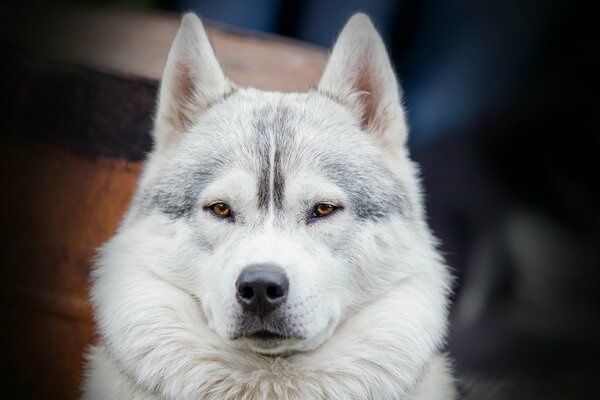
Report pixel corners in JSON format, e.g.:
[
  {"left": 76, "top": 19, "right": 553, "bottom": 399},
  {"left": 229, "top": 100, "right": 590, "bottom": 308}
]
[
  {"left": 318, "top": 14, "right": 408, "bottom": 150},
  {"left": 153, "top": 13, "right": 234, "bottom": 151}
]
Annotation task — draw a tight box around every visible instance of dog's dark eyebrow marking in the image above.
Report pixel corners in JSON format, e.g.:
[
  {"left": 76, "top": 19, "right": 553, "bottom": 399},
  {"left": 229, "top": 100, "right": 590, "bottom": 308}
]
[
  {"left": 272, "top": 105, "right": 291, "bottom": 209},
  {"left": 322, "top": 160, "right": 409, "bottom": 221},
  {"left": 255, "top": 109, "right": 271, "bottom": 210},
  {"left": 254, "top": 104, "right": 292, "bottom": 210},
  {"left": 137, "top": 156, "right": 223, "bottom": 219},
  {"left": 273, "top": 143, "right": 285, "bottom": 209}
]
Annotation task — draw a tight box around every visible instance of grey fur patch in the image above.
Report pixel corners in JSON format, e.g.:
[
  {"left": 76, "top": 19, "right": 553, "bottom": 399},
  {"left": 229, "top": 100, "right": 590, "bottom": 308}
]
[
  {"left": 252, "top": 104, "right": 292, "bottom": 210},
  {"left": 273, "top": 144, "right": 285, "bottom": 209},
  {"left": 139, "top": 156, "right": 224, "bottom": 219},
  {"left": 326, "top": 162, "right": 407, "bottom": 220},
  {"left": 271, "top": 106, "right": 291, "bottom": 209},
  {"left": 254, "top": 115, "right": 271, "bottom": 209}
]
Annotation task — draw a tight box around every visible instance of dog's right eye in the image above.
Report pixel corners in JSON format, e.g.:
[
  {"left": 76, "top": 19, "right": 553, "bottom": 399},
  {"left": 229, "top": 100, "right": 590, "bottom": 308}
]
[
  {"left": 208, "top": 202, "right": 232, "bottom": 219},
  {"left": 310, "top": 203, "right": 341, "bottom": 221}
]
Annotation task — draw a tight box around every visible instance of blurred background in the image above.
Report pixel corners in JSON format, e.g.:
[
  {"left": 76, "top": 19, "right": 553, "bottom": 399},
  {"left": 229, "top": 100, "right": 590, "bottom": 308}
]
[{"left": 1, "top": 0, "right": 598, "bottom": 398}]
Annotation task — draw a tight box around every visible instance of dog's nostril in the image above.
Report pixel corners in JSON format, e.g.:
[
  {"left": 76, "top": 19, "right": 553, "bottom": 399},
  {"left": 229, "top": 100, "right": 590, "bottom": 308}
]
[
  {"left": 241, "top": 286, "right": 254, "bottom": 299},
  {"left": 266, "top": 285, "right": 283, "bottom": 299}
]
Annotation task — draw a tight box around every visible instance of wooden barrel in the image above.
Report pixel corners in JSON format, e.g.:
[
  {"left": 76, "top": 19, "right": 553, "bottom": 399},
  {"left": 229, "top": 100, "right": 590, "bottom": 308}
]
[{"left": 0, "top": 7, "right": 325, "bottom": 399}]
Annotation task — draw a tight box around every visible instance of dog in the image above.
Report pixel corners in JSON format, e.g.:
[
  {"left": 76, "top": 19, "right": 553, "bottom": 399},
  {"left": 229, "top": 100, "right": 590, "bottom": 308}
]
[{"left": 82, "top": 12, "right": 455, "bottom": 399}]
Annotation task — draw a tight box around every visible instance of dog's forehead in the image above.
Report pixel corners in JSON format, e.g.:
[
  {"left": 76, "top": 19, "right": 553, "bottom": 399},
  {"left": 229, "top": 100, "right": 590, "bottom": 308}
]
[
  {"left": 191, "top": 89, "right": 380, "bottom": 170},
  {"left": 207, "top": 89, "right": 362, "bottom": 150},
  {"left": 146, "top": 89, "right": 407, "bottom": 220}
]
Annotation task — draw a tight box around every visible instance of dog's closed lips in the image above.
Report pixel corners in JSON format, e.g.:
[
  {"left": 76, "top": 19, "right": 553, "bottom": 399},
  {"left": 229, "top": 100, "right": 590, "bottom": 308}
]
[{"left": 234, "top": 329, "right": 288, "bottom": 341}]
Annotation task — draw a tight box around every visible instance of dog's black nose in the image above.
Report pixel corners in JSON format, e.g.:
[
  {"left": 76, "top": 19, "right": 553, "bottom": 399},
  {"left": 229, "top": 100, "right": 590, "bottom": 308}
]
[{"left": 236, "top": 264, "right": 289, "bottom": 317}]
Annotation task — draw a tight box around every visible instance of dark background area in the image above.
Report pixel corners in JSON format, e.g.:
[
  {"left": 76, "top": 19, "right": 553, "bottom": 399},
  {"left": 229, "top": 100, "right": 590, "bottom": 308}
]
[{"left": 1, "top": 0, "right": 598, "bottom": 398}]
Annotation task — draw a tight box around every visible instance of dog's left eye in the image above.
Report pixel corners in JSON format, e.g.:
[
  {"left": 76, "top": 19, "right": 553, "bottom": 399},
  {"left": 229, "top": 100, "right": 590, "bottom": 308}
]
[
  {"left": 313, "top": 203, "right": 337, "bottom": 218},
  {"left": 209, "top": 202, "right": 232, "bottom": 219}
]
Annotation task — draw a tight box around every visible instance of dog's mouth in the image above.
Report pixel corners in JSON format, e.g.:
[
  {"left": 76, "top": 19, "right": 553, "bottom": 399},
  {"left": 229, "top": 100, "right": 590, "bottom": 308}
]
[
  {"left": 226, "top": 316, "right": 337, "bottom": 355},
  {"left": 233, "top": 329, "right": 289, "bottom": 341},
  {"left": 247, "top": 329, "right": 287, "bottom": 340}
]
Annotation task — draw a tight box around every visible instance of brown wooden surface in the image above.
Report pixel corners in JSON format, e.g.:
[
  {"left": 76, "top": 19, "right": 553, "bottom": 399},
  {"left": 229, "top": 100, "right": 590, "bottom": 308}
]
[
  {"left": 2, "top": 6, "right": 327, "bottom": 91},
  {"left": 1, "top": 142, "right": 142, "bottom": 399},
  {"left": 0, "top": 6, "right": 326, "bottom": 399}
]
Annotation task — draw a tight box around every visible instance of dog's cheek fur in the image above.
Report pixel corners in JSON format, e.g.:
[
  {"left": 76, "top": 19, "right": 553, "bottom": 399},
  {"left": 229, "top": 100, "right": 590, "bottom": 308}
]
[
  {"left": 87, "top": 225, "right": 452, "bottom": 399},
  {"left": 337, "top": 219, "right": 411, "bottom": 303}
]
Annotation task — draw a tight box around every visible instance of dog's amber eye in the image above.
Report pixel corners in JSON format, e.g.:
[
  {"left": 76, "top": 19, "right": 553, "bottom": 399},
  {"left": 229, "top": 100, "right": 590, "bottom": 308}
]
[
  {"left": 314, "top": 203, "right": 335, "bottom": 217},
  {"left": 211, "top": 202, "right": 231, "bottom": 218}
]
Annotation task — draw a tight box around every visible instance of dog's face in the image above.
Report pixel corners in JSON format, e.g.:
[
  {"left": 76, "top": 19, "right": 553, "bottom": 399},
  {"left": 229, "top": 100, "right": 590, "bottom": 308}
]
[{"left": 125, "top": 14, "right": 423, "bottom": 356}]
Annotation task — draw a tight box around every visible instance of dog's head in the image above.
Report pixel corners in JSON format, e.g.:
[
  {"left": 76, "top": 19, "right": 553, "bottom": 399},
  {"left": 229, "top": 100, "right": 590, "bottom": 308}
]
[{"left": 123, "top": 14, "right": 435, "bottom": 356}]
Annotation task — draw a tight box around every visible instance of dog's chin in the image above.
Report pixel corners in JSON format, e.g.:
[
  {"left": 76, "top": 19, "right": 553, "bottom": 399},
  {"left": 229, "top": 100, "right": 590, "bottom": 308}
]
[{"left": 236, "top": 336, "right": 303, "bottom": 356}]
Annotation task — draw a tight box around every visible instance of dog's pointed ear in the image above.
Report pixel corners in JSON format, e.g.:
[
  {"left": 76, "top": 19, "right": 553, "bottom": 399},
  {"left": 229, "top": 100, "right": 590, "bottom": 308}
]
[
  {"left": 153, "top": 13, "right": 234, "bottom": 151},
  {"left": 318, "top": 14, "right": 408, "bottom": 150}
]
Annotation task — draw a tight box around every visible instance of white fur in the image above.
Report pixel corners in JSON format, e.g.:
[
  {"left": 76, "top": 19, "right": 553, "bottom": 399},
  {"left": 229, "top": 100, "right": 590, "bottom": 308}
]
[{"left": 82, "top": 13, "right": 456, "bottom": 399}]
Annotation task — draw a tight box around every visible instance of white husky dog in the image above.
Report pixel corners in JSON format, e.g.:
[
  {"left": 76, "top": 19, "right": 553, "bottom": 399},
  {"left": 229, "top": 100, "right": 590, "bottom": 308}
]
[{"left": 83, "top": 12, "right": 455, "bottom": 400}]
